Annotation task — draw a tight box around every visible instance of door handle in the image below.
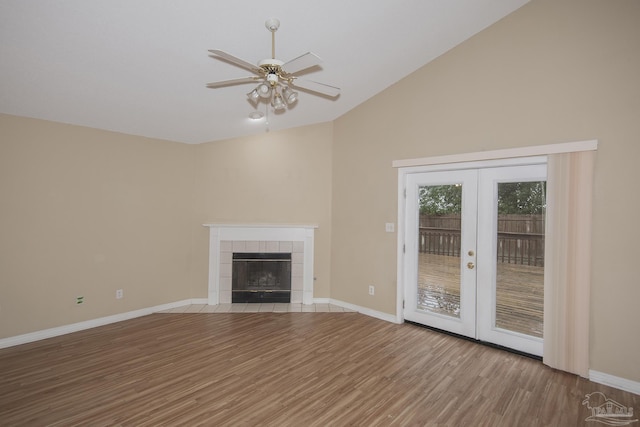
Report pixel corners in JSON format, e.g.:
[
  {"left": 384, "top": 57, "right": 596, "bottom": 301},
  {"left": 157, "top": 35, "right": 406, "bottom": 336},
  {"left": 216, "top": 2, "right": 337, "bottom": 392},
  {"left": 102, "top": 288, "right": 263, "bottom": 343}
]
[{"left": 467, "top": 262, "right": 475, "bottom": 269}]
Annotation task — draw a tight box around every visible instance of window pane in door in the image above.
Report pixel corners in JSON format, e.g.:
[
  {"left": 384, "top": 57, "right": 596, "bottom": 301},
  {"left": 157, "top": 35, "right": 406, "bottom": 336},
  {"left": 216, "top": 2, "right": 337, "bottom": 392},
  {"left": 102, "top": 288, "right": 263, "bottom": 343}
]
[
  {"left": 417, "top": 185, "right": 462, "bottom": 318},
  {"left": 495, "top": 181, "right": 546, "bottom": 337}
]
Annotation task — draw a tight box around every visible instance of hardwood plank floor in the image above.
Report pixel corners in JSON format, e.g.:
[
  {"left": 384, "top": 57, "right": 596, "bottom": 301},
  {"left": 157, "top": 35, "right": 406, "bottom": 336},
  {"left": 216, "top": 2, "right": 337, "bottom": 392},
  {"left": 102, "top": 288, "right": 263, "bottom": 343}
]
[{"left": 0, "top": 313, "right": 637, "bottom": 426}]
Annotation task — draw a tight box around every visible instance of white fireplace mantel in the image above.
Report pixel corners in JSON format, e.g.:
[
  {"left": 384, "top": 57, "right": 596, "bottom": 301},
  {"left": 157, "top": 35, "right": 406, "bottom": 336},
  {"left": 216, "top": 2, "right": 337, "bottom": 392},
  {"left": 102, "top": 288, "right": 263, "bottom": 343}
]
[{"left": 203, "top": 223, "right": 318, "bottom": 305}]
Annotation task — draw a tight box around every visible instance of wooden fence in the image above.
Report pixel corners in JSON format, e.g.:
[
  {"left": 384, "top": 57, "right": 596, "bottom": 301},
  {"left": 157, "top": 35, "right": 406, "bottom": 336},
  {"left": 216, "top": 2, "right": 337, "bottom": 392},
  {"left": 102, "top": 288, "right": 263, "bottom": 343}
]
[{"left": 418, "top": 214, "right": 545, "bottom": 267}]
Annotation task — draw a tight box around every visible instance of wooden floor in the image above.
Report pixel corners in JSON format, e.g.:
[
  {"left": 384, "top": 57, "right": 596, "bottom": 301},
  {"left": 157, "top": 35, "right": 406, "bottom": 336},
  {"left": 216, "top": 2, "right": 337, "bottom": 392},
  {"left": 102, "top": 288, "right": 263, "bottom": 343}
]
[
  {"left": 418, "top": 253, "right": 544, "bottom": 337},
  {"left": 1, "top": 313, "right": 637, "bottom": 426}
]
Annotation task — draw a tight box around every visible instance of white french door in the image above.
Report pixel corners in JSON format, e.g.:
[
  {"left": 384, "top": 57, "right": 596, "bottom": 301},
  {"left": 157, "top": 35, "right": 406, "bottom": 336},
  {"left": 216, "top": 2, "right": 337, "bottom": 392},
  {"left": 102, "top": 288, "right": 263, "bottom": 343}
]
[
  {"left": 402, "top": 160, "right": 546, "bottom": 356},
  {"left": 404, "top": 169, "right": 478, "bottom": 338}
]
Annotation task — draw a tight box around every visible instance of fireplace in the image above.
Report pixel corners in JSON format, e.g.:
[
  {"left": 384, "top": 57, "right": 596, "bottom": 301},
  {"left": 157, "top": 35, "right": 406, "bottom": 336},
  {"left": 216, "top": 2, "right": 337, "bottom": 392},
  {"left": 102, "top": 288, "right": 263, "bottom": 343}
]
[
  {"left": 232, "top": 252, "right": 292, "bottom": 303},
  {"left": 204, "top": 224, "right": 317, "bottom": 305}
]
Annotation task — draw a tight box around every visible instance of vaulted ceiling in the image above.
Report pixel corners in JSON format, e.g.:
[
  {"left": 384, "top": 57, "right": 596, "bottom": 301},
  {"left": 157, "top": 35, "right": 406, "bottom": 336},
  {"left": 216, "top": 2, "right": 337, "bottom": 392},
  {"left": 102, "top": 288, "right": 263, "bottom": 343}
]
[{"left": 0, "top": 1, "right": 529, "bottom": 144}]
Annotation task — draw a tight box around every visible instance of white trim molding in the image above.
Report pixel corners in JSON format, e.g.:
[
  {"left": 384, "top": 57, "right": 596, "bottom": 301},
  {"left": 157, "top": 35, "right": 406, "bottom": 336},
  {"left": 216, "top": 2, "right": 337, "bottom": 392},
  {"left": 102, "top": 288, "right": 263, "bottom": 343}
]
[
  {"left": 0, "top": 299, "right": 202, "bottom": 349},
  {"left": 392, "top": 140, "right": 598, "bottom": 168},
  {"left": 1, "top": 298, "right": 397, "bottom": 350},
  {"left": 589, "top": 370, "right": 640, "bottom": 395},
  {"left": 328, "top": 298, "right": 400, "bottom": 324}
]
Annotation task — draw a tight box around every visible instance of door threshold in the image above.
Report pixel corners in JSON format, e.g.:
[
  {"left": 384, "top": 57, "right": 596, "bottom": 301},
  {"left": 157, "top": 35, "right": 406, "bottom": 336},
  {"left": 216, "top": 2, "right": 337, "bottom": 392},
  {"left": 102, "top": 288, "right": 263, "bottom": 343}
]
[{"left": 404, "top": 320, "right": 542, "bottom": 361}]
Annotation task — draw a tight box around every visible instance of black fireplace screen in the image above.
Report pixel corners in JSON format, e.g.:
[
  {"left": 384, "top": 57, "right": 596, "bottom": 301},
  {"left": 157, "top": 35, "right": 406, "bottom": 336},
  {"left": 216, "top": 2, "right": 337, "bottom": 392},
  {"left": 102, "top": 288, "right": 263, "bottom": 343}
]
[{"left": 232, "top": 252, "right": 292, "bottom": 303}]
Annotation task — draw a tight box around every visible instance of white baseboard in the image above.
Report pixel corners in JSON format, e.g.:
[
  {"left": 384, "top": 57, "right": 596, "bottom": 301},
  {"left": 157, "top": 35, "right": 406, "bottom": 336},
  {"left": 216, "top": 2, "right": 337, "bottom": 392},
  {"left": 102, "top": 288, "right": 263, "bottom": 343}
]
[
  {"left": 328, "top": 298, "right": 400, "bottom": 324},
  {"left": 589, "top": 370, "right": 640, "bottom": 395},
  {"left": 2, "top": 298, "right": 396, "bottom": 349},
  {"left": 0, "top": 299, "right": 200, "bottom": 349}
]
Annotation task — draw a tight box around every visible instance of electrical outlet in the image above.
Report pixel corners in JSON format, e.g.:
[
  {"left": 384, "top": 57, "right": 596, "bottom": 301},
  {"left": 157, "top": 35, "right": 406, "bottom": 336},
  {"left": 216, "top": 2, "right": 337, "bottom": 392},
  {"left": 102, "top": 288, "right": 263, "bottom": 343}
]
[
  {"left": 385, "top": 223, "right": 395, "bottom": 233},
  {"left": 368, "top": 285, "right": 375, "bottom": 296},
  {"left": 116, "top": 289, "right": 123, "bottom": 299}
]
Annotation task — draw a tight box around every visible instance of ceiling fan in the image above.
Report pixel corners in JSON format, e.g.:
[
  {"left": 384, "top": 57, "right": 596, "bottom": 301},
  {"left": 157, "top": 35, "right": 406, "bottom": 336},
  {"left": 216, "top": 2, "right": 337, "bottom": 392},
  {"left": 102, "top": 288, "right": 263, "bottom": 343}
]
[{"left": 206, "top": 18, "right": 340, "bottom": 113}]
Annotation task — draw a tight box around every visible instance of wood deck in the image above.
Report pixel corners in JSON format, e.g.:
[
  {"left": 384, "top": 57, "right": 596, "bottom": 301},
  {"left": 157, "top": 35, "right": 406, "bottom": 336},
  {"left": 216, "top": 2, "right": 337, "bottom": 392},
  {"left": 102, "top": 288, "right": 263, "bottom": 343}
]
[
  {"left": 418, "top": 253, "right": 544, "bottom": 337},
  {"left": 1, "top": 313, "right": 636, "bottom": 425}
]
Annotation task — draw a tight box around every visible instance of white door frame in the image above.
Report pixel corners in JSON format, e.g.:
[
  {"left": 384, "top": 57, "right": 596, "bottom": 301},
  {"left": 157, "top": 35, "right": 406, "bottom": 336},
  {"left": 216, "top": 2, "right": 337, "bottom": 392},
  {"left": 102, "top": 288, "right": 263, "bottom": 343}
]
[{"left": 396, "top": 156, "right": 548, "bottom": 325}]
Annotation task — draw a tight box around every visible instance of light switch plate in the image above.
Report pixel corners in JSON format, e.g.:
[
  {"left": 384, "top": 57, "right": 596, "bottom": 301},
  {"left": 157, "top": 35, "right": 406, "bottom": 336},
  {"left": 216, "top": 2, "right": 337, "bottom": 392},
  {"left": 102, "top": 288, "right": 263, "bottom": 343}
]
[{"left": 385, "top": 223, "right": 395, "bottom": 233}]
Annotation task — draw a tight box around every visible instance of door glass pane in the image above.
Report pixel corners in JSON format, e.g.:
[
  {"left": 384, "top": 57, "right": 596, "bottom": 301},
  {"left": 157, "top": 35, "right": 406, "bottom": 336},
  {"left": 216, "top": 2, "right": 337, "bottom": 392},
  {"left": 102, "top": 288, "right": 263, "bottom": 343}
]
[
  {"left": 495, "top": 181, "right": 546, "bottom": 337},
  {"left": 417, "top": 184, "right": 462, "bottom": 318}
]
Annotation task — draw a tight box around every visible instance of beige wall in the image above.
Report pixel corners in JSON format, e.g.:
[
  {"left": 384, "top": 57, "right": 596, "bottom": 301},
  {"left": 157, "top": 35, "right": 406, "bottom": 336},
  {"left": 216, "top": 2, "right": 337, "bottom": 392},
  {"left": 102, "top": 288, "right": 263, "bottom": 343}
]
[
  {"left": 0, "top": 114, "right": 196, "bottom": 338},
  {"left": 190, "top": 123, "right": 334, "bottom": 300},
  {"left": 0, "top": 117, "right": 333, "bottom": 340},
  {"left": 1, "top": 0, "right": 638, "bottom": 385},
  {"left": 331, "top": 0, "right": 640, "bottom": 382}
]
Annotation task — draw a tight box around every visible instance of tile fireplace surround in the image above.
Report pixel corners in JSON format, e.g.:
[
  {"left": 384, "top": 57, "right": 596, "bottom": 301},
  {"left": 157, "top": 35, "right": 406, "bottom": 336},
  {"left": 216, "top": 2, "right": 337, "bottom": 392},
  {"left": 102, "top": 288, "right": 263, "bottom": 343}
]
[{"left": 204, "top": 224, "right": 317, "bottom": 305}]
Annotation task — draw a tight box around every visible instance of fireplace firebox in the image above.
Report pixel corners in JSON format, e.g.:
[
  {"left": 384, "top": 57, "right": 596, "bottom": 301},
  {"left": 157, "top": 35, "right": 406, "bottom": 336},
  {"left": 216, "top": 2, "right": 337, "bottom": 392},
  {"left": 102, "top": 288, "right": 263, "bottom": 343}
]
[{"left": 232, "top": 252, "right": 292, "bottom": 303}]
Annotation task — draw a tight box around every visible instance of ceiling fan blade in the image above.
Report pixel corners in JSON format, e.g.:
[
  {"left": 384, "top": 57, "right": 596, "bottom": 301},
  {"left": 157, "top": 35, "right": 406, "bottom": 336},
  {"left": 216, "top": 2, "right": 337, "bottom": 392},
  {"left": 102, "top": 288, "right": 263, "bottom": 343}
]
[
  {"left": 208, "top": 49, "right": 260, "bottom": 74},
  {"left": 291, "top": 78, "right": 340, "bottom": 97},
  {"left": 206, "top": 77, "right": 259, "bottom": 88},
  {"left": 283, "top": 52, "right": 322, "bottom": 75}
]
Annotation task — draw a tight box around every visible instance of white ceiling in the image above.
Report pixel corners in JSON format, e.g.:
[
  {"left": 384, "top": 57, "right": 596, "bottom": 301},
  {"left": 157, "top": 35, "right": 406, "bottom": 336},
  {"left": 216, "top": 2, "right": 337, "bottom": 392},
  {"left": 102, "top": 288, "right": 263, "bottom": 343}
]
[{"left": 0, "top": 0, "right": 529, "bottom": 144}]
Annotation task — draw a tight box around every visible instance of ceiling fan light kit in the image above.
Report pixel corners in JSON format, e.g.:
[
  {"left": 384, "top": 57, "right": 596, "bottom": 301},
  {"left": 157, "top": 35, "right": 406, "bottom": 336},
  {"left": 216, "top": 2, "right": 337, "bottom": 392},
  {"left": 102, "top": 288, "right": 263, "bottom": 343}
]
[
  {"left": 273, "top": 93, "right": 285, "bottom": 111},
  {"left": 283, "top": 87, "right": 297, "bottom": 104},
  {"left": 247, "top": 89, "right": 260, "bottom": 102},
  {"left": 207, "top": 18, "right": 340, "bottom": 117},
  {"left": 257, "top": 83, "right": 271, "bottom": 98}
]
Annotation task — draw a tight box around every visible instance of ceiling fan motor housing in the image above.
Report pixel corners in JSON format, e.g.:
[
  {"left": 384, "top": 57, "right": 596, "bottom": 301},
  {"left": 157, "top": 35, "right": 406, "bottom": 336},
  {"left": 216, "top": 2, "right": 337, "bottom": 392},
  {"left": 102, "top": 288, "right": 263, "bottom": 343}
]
[{"left": 258, "top": 59, "right": 284, "bottom": 68}]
